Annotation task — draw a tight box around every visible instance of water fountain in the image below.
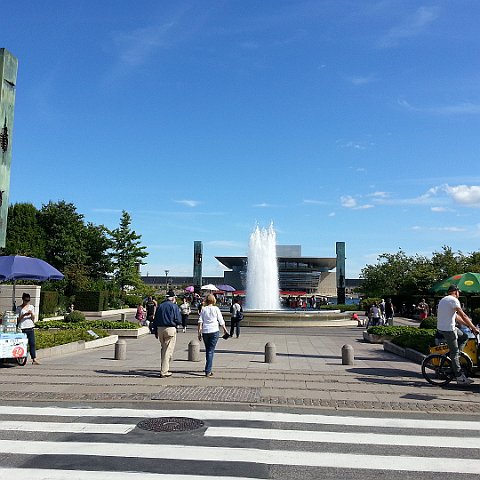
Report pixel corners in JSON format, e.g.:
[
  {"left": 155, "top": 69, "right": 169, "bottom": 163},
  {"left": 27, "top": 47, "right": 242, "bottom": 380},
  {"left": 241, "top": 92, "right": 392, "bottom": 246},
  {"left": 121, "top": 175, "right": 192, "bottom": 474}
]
[
  {"left": 246, "top": 224, "right": 280, "bottom": 310},
  {"left": 241, "top": 224, "right": 352, "bottom": 326}
]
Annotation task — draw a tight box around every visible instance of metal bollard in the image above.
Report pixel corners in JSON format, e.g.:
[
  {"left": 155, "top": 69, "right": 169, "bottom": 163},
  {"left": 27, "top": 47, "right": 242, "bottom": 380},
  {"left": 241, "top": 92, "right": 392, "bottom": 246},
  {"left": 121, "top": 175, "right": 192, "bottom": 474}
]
[
  {"left": 115, "top": 339, "right": 127, "bottom": 360},
  {"left": 265, "top": 342, "right": 276, "bottom": 363},
  {"left": 188, "top": 339, "right": 201, "bottom": 362},
  {"left": 341, "top": 344, "right": 354, "bottom": 365}
]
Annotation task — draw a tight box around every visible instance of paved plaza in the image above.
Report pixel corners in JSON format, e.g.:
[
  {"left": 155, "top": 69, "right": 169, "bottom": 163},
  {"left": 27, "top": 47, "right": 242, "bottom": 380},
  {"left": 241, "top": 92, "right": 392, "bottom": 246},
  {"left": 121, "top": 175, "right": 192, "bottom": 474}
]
[{"left": 1, "top": 318, "right": 479, "bottom": 413}]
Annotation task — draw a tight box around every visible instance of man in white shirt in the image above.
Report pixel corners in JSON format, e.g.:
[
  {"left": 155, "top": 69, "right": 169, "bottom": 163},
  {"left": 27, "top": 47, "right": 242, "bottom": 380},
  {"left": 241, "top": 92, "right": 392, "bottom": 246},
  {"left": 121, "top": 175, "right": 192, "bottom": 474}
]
[{"left": 437, "top": 285, "right": 479, "bottom": 385}]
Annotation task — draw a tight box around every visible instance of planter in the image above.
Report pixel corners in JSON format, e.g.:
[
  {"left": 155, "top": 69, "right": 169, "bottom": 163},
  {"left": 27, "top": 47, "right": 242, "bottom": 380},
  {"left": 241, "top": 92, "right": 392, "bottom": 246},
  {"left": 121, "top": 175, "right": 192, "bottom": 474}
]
[
  {"left": 104, "top": 326, "right": 149, "bottom": 338},
  {"left": 363, "top": 331, "right": 394, "bottom": 344},
  {"left": 36, "top": 334, "right": 118, "bottom": 359}
]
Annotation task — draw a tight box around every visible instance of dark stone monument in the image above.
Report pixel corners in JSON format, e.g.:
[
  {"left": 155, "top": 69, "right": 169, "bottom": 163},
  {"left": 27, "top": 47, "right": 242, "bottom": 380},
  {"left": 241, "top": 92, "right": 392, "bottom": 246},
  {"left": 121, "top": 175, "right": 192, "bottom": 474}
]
[
  {"left": 0, "top": 48, "right": 18, "bottom": 248},
  {"left": 336, "top": 241, "right": 346, "bottom": 304},
  {"left": 193, "top": 241, "right": 203, "bottom": 293}
]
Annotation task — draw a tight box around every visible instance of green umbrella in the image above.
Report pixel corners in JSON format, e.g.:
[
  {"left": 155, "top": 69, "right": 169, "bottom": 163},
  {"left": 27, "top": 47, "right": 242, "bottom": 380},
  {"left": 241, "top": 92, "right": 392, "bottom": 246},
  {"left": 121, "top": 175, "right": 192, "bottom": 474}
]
[{"left": 430, "top": 272, "right": 480, "bottom": 294}]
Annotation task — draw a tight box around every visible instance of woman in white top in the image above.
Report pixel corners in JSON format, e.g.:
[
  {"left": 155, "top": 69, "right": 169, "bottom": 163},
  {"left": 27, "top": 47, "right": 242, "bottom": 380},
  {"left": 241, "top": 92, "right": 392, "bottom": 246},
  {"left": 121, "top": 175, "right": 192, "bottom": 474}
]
[
  {"left": 16, "top": 293, "right": 39, "bottom": 365},
  {"left": 198, "top": 294, "right": 228, "bottom": 377}
]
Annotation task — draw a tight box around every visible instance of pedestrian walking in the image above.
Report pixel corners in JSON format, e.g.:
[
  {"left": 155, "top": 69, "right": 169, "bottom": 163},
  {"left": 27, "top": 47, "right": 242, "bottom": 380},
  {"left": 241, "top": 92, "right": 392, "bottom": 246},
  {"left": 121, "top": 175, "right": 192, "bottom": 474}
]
[
  {"left": 229, "top": 297, "right": 243, "bottom": 338},
  {"left": 152, "top": 294, "right": 182, "bottom": 378},
  {"left": 198, "top": 294, "right": 228, "bottom": 377},
  {"left": 180, "top": 297, "right": 191, "bottom": 333}
]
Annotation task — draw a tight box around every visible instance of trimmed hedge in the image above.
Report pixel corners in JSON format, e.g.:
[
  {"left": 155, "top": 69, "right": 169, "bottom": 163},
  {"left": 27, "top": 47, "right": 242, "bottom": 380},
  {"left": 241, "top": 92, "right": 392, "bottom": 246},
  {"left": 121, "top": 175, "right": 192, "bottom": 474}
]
[
  {"left": 39, "top": 291, "right": 59, "bottom": 316},
  {"left": 35, "top": 320, "right": 139, "bottom": 330},
  {"left": 74, "top": 291, "right": 109, "bottom": 311},
  {"left": 320, "top": 304, "right": 359, "bottom": 311},
  {"left": 367, "top": 326, "right": 419, "bottom": 337},
  {"left": 391, "top": 329, "right": 436, "bottom": 355}
]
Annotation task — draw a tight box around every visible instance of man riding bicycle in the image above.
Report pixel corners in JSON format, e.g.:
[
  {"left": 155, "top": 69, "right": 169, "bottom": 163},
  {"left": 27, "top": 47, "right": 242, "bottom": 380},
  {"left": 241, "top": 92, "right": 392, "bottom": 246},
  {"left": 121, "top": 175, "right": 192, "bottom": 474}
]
[{"left": 436, "top": 285, "right": 480, "bottom": 385}]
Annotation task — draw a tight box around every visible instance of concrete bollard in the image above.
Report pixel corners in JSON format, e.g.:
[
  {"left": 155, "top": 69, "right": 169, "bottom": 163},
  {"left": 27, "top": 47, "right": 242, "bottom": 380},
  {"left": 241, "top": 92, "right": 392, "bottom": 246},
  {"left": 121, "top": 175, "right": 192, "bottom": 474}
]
[
  {"left": 114, "top": 339, "right": 127, "bottom": 360},
  {"left": 265, "top": 342, "right": 276, "bottom": 363},
  {"left": 121, "top": 313, "right": 127, "bottom": 322},
  {"left": 188, "top": 339, "right": 201, "bottom": 362},
  {"left": 388, "top": 317, "right": 394, "bottom": 326},
  {"left": 341, "top": 344, "right": 354, "bottom": 365}
]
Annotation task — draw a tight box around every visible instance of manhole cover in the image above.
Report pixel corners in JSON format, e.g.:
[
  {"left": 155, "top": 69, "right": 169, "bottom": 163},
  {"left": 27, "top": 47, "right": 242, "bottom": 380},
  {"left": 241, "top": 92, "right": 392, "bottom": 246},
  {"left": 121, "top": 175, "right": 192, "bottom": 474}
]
[{"left": 136, "top": 417, "right": 204, "bottom": 432}]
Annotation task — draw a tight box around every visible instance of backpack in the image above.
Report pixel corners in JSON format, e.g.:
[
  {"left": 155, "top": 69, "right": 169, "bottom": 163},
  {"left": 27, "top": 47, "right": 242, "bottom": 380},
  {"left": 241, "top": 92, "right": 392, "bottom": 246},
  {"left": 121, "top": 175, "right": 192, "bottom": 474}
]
[{"left": 236, "top": 306, "right": 244, "bottom": 321}]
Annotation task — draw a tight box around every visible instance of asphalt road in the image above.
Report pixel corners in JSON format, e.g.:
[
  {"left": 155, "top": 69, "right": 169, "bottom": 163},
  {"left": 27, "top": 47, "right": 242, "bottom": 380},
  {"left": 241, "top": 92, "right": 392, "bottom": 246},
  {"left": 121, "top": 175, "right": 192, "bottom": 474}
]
[{"left": 1, "top": 401, "right": 479, "bottom": 480}]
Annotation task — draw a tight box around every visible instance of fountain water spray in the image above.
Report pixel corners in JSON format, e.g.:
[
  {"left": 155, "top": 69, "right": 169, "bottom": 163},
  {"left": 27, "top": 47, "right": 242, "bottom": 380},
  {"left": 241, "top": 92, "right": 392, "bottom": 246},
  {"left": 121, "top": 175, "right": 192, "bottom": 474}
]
[{"left": 246, "top": 224, "right": 281, "bottom": 310}]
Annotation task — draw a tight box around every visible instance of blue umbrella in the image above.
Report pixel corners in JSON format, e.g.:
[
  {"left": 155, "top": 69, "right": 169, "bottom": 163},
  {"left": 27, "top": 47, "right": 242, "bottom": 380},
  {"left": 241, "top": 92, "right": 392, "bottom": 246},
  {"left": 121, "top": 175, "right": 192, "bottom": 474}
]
[
  {"left": 0, "top": 255, "right": 64, "bottom": 309},
  {"left": 216, "top": 284, "right": 236, "bottom": 292}
]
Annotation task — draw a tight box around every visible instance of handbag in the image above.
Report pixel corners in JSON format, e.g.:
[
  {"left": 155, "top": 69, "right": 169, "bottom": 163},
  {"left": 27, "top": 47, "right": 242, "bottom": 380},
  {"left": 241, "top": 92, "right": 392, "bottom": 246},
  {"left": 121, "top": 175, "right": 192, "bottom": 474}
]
[{"left": 236, "top": 311, "right": 244, "bottom": 321}]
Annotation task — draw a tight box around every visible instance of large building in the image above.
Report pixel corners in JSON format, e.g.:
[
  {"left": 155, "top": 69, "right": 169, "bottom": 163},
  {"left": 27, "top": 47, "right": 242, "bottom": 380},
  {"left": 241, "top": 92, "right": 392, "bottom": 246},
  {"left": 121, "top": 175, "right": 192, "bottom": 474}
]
[
  {"left": 216, "top": 245, "right": 337, "bottom": 296},
  {"left": 142, "top": 244, "right": 362, "bottom": 298}
]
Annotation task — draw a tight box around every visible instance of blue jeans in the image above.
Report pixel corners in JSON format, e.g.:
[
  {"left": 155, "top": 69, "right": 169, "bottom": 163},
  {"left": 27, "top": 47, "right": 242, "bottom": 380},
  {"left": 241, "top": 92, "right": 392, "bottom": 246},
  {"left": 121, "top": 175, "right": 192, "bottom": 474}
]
[
  {"left": 22, "top": 328, "right": 36, "bottom": 360},
  {"left": 203, "top": 331, "right": 219, "bottom": 374}
]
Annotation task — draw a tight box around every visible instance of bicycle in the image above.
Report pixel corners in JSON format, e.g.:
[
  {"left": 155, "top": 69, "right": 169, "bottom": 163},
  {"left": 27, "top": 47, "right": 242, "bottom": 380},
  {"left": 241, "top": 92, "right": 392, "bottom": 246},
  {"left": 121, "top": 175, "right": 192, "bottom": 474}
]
[{"left": 421, "top": 333, "right": 479, "bottom": 386}]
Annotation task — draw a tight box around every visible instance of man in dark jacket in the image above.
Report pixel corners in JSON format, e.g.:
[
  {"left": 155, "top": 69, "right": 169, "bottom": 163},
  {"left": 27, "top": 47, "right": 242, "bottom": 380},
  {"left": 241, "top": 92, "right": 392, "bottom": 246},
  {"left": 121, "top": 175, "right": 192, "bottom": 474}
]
[{"left": 152, "top": 294, "right": 182, "bottom": 377}]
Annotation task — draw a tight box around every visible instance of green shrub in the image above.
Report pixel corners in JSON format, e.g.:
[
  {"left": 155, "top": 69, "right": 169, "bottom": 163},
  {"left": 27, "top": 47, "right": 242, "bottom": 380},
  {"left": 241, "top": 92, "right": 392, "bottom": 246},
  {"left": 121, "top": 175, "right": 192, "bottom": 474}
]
[
  {"left": 391, "top": 329, "right": 436, "bottom": 355},
  {"left": 419, "top": 316, "right": 437, "bottom": 329},
  {"left": 39, "top": 291, "right": 59, "bottom": 316},
  {"left": 124, "top": 294, "right": 142, "bottom": 308},
  {"left": 74, "top": 291, "right": 109, "bottom": 311},
  {"left": 36, "top": 329, "right": 108, "bottom": 349},
  {"left": 35, "top": 320, "right": 139, "bottom": 330},
  {"left": 367, "top": 326, "right": 419, "bottom": 337},
  {"left": 64, "top": 310, "right": 86, "bottom": 323}
]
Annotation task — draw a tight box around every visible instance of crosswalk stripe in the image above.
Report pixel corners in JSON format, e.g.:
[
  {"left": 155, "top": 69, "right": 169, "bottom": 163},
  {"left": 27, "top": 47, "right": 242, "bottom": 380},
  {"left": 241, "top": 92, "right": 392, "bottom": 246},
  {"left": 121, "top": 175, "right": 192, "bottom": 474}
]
[
  {"left": 0, "top": 468, "right": 257, "bottom": 480},
  {"left": 0, "top": 421, "right": 135, "bottom": 434},
  {"left": 205, "top": 426, "right": 480, "bottom": 448},
  {"left": 0, "top": 439, "right": 479, "bottom": 474},
  {"left": 1, "top": 406, "right": 479, "bottom": 431}
]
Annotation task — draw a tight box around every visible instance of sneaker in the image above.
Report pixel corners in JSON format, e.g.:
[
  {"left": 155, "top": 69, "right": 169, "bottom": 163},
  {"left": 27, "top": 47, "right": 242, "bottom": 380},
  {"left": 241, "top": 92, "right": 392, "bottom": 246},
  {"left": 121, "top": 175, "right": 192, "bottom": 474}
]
[
  {"left": 182, "top": 328, "right": 186, "bottom": 333},
  {"left": 456, "top": 374, "right": 474, "bottom": 385},
  {"left": 161, "top": 372, "right": 172, "bottom": 378}
]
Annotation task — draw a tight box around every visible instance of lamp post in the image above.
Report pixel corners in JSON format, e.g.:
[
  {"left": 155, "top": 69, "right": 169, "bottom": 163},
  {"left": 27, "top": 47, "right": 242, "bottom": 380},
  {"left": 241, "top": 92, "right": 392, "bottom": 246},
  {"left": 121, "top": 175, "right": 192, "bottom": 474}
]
[{"left": 165, "top": 270, "right": 169, "bottom": 294}]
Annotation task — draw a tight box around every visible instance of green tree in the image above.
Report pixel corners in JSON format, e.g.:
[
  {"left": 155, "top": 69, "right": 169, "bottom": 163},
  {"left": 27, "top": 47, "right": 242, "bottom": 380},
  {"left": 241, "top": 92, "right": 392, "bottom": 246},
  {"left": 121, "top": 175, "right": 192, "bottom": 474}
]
[
  {"left": 3, "top": 203, "right": 46, "bottom": 258},
  {"left": 38, "top": 201, "right": 89, "bottom": 295},
  {"left": 84, "top": 223, "right": 113, "bottom": 281},
  {"left": 110, "top": 210, "right": 148, "bottom": 292}
]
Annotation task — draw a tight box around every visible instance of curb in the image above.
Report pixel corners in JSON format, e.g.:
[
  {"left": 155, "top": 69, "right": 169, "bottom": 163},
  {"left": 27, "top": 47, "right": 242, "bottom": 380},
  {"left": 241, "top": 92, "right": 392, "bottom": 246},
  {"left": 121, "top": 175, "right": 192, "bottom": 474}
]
[
  {"left": 37, "top": 335, "right": 118, "bottom": 359},
  {"left": 383, "top": 340, "right": 426, "bottom": 364},
  {"left": 105, "top": 326, "right": 149, "bottom": 337}
]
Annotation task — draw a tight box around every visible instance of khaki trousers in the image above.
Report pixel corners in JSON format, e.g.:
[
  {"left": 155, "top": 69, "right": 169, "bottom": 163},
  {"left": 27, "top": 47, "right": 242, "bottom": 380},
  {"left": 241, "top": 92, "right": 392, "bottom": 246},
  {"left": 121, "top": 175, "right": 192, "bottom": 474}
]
[{"left": 157, "top": 326, "right": 177, "bottom": 375}]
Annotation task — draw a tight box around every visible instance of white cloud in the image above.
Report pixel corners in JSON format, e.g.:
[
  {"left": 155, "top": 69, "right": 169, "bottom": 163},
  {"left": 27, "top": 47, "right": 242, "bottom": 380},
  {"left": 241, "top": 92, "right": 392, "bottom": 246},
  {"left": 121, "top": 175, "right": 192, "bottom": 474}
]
[
  {"left": 354, "top": 204, "right": 374, "bottom": 210},
  {"left": 112, "top": 23, "right": 175, "bottom": 67},
  {"left": 379, "top": 6, "right": 440, "bottom": 48},
  {"left": 341, "top": 195, "right": 357, "bottom": 208},
  {"left": 431, "top": 206, "right": 452, "bottom": 212},
  {"left": 303, "top": 199, "right": 327, "bottom": 205},
  {"left": 411, "top": 225, "right": 466, "bottom": 233},
  {"left": 368, "top": 191, "right": 390, "bottom": 199},
  {"left": 253, "top": 202, "right": 272, "bottom": 208},
  {"left": 398, "top": 99, "right": 480, "bottom": 116},
  {"left": 348, "top": 74, "right": 377, "bottom": 86},
  {"left": 175, "top": 199, "right": 201, "bottom": 207},
  {"left": 444, "top": 185, "right": 480, "bottom": 207}
]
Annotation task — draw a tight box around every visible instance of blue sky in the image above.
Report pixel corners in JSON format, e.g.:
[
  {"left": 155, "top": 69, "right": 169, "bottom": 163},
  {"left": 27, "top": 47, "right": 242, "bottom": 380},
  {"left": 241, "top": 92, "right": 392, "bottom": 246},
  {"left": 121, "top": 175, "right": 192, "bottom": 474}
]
[{"left": 3, "top": 1, "right": 480, "bottom": 279}]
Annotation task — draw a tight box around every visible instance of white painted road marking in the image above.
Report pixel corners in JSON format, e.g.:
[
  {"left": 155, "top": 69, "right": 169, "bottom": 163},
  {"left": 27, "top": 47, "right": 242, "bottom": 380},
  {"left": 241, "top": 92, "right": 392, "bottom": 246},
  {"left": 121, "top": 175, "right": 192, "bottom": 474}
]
[
  {"left": 1, "top": 406, "right": 479, "bottom": 431},
  {"left": 205, "top": 426, "right": 480, "bottom": 448},
  {"left": 0, "top": 439, "right": 479, "bottom": 474},
  {"left": 0, "top": 421, "right": 135, "bottom": 434}
]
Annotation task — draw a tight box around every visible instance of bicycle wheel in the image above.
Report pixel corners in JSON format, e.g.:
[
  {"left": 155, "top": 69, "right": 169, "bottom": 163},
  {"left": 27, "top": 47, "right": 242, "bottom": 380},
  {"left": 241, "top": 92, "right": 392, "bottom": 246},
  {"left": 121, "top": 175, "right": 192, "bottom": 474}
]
[
  {"left": 15, "top": 357, "right": 28, "bottom": 366},
  {"left": 421, "top": 354, "right": 454, "bottom": 386}
]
